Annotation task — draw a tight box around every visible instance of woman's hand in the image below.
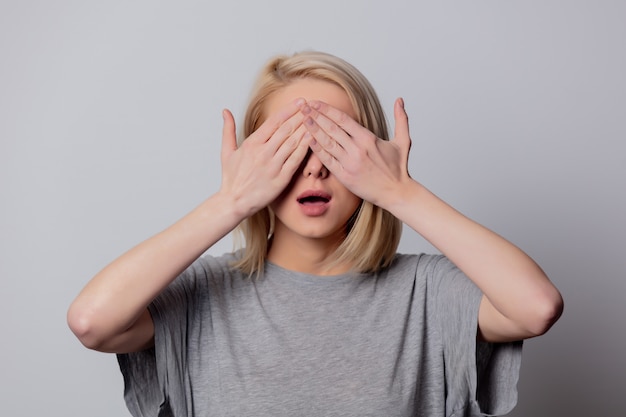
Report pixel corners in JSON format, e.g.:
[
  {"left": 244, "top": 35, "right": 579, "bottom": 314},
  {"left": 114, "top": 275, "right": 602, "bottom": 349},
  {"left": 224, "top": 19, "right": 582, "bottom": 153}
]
[
  {"left": 301, "top": 98, "right": 562, "bottom": 342},
  {"left": 300, "top": 98, "right": 412, "bottom": 210},
  {"left": 220, "top": 98, "right": 312, "bottom": 218},
  {"left": 68, "top": 98, "right": 313, "bottom": 354}
]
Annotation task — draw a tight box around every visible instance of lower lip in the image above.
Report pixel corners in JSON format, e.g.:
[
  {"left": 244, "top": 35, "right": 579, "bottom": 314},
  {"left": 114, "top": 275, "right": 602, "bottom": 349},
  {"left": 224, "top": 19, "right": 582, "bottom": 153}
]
[{"left": 299, "top": 201, "right": 330, "bottom": 216}]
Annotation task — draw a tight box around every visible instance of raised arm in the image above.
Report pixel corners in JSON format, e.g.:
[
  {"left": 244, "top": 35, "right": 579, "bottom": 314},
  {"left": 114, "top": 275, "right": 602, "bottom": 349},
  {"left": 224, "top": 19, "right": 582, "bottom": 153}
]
[
  {"left": 67, "top": 99, "right": 311, "bottom": 353},
  {"left": 300, "top": 99, "right": 563, "bottom": 342}
]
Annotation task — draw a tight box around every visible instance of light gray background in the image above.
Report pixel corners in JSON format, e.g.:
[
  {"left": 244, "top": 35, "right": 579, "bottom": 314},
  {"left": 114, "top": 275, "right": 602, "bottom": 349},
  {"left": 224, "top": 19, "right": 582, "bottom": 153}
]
[{"left": 1, "top": 1, "right": 624, "bottom": 416}]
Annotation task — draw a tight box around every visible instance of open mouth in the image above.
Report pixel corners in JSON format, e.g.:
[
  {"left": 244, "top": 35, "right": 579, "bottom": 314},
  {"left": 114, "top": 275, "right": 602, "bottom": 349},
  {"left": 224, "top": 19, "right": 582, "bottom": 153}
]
[{"left": 297, "top": 192, "right": 331, "bottom": 205}]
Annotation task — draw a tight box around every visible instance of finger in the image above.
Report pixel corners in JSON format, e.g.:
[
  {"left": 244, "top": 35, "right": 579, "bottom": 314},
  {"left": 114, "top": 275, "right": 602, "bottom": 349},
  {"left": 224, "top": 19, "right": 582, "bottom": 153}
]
[
  {"left": 249, "top": 97, "right": 306, "bottom": 144},
  {"left": 302, "top": 105, "right": 355, "bottom": 155},
  {"left": 303, "top": 105, "right": 355, "bottom": 163},
  {"left": 306, "top": 100, "right": 365, "bottom": 139},
  {"left": 280, "top": 129, "right": 313, "bottom": 177},
  {"left": 393, "top": 98, "right": 411, "bottom": 152},
  {"left": 274, "top": 124, "right": 308, "bottom": 164},
  {"left": 266, "top": 110, "right": 306, "bottom": 154},
  {"left": 309, "top": 133, "right": 341, "bottom": 174},
  {"left": 221, "top": 109, "right": 237, "bottom": 163}
]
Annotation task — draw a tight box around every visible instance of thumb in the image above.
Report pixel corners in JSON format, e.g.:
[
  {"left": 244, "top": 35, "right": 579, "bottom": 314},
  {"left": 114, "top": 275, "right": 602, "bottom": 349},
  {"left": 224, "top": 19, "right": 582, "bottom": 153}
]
[
  {"left": 393, "top": 98, "right": 411, "bottom": 152},
  {"left": 221, "top": 109, "right": 237, "bottom": 163}
]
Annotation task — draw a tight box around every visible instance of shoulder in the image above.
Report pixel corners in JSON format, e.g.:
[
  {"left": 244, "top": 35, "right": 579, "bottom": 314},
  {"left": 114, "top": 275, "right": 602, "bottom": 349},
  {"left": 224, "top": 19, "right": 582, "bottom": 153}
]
[
  {"left": 370, "top": 253, "right": 450, "bottom": 297},
  {"left": 385, "top": 253, "right": 448, "bottom": 276},
  {"left": 384, "top": 254, "right": 477, "bottom": 302},
  {"left": 162, "top": 251, "right": 244, "bottom": 299},
  {"left": 194, "top": 250, "right": 243, "bottom": 275}
]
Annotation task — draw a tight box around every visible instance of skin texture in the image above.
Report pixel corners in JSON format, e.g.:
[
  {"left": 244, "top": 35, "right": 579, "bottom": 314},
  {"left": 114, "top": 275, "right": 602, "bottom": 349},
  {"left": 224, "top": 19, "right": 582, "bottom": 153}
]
[
  {"left": 266, "top": 80, "right": 363, "bottom": 274},
  {"left": 67, "top": 96, "right": 313, "bottom": 353},
  {"left": 67, "top": 78, "right": 563, "bottom": 355},
  {"left": 299, "top": 96, "right": 563, "bottom": 342}
]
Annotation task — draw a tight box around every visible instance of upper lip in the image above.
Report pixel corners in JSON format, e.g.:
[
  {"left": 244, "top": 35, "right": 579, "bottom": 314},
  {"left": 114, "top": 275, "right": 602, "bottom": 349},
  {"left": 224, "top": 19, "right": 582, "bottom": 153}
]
[{"left": 296, "top": 190, "right": 332, "bottom": 203}]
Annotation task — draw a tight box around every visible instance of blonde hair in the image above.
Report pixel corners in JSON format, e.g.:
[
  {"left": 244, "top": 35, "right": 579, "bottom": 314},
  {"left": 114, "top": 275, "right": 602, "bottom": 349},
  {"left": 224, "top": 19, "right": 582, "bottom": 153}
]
[{"left": 233, "top": 51, "right": 402, "bottom": 275}]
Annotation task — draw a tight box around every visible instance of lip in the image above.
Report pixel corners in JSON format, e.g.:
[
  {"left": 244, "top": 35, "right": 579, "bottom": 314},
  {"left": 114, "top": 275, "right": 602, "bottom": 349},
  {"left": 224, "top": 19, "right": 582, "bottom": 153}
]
[
  {"left": 296, "top": 190, "right": 332, "bottom": 202},
  {"left": 296, "top": 189, "right": 332, "bottom": 216}
]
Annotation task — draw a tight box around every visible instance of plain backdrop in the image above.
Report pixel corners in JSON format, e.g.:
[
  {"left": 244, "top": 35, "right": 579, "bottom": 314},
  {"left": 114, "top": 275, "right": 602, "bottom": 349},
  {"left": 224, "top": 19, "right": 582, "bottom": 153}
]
[{"left": 1, "top": 1, "right": 624, "bottom": 416}]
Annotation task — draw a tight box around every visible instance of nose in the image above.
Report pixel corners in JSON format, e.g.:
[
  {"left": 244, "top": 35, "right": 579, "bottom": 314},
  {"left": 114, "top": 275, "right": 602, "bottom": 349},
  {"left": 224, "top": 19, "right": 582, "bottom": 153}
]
[{"left": 302, "top": 150, "right": 329, "bottom": 179}]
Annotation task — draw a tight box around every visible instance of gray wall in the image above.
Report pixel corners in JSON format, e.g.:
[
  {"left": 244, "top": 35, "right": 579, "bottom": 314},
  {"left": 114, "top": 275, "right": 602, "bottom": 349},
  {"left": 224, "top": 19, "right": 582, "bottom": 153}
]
[{"left": 1, "top": 1, "right": 624, "bottom": 415}]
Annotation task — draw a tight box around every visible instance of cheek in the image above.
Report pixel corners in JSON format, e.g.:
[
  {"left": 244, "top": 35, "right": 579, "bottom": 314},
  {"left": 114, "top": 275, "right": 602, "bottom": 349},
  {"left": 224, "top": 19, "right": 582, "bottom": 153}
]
[
  {"left": 343, "top": 193, "right": 363, "bottom": 216},
  {"left": 344, "top": 198, "right": 363, "bottom": 233},
  {"left": 270, "top": 189, "right": 298, "bottom": 220},
  {"left": 352, "top": 198, "right": 363, "bottom": 215},
  {"left": 269, "top": 195, "right": 285, "bottom": 214},
  {"left": 270, "top": 175, "right": 299, "bottom": 210},
  {"left": 346, "top": 189, "right": 362, "bottom": 208}
]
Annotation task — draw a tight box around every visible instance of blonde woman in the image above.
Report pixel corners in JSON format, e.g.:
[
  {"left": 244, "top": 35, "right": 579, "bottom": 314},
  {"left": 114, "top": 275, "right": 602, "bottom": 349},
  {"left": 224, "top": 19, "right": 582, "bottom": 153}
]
[{"left": 68, "top": 51, "right": 563, "bottom": 416}]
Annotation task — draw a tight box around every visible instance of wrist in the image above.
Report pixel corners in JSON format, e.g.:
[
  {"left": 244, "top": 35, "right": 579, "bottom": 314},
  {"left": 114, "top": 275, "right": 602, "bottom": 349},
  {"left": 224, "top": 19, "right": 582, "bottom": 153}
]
[
  {"left": 379, "top": 178, "right": 424, "bottom": 217},
  {"left": 204, "top": 191, "right": 246, "bottom": 225}
]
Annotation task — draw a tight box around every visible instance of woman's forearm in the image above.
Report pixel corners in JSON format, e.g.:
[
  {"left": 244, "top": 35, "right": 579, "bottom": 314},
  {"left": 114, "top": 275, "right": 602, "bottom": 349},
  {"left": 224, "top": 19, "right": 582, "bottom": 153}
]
[
  {"left": 67, "top": 191, "right": 242, "bottom": 351},
  {"left": 387, "top": 179, "right": 563, "bottom": 340}
]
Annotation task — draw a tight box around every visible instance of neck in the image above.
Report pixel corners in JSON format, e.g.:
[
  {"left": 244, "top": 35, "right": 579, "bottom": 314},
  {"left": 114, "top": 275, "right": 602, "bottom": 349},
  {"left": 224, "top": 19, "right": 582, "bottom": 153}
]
[{"left": 267, "top": 231, "right": 352, "bottom": 276}]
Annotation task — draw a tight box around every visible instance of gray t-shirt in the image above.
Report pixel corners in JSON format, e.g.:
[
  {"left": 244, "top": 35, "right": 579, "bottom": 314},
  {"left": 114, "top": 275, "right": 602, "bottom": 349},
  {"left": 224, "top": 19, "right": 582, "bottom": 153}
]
[{"left": 118, "top": 252, "right": 522, "bottom": 417}]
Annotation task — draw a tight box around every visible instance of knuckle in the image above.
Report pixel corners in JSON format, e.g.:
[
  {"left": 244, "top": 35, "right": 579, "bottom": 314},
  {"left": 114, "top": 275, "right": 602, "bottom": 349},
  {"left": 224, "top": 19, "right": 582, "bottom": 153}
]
[
  {"left": 365, "top": 131, "right": 377, "bottom": 142},
  {"left": 259, "top": 147, "right": 273, "bottom": 160},
  {"left": 281, "top": 159, "right": 297, "bottom": 173},
  {"left": 279, "top": 122, "right": 294, "bottom": 136},
  {"left": 285, "top": 135, "right": 299, "bottom": 149},
  {"left": 328, "top": 123, "right": 340, "bottom": 134},
  {"left": 265, "top": 114, "right": 282, "bottom": 132}
]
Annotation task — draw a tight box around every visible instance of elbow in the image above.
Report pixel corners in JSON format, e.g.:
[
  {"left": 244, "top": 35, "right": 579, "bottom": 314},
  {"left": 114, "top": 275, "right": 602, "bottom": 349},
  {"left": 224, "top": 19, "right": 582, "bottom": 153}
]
[
  {"left": 525, "top": 289, "right": 564, "bottom": 337},
  {"left": 67, "top": 303, "right": 106, "bottom": 351}
]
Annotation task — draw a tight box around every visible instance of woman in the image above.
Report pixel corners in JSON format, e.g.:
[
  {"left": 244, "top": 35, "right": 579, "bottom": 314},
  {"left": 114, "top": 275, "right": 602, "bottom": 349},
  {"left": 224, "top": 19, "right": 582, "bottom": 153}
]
[{"left": 68, "top": 51, "right": 563, "bottom": 416}]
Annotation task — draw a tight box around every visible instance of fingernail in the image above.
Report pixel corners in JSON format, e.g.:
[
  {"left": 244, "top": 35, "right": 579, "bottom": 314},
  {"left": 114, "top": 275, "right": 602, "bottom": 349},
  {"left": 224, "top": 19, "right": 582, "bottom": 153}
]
[
  {"left": 305, "top": 117, "right": 315, "bottom": 126},
  {"left": 295, "top": 98, "right": 306, "bottom": 107},
  {"left": 302, "top": 105, "right": 311, "bottom": 115},
  {"left": 310, "top": 100, "right": 321, "bottom": 110}
]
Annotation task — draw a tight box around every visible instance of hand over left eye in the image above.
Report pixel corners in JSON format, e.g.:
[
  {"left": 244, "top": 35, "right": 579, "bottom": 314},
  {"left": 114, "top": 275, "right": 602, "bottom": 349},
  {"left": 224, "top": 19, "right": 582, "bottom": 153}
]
[{"left": 301, "top": 98, "right": 412, "bottom": 209}]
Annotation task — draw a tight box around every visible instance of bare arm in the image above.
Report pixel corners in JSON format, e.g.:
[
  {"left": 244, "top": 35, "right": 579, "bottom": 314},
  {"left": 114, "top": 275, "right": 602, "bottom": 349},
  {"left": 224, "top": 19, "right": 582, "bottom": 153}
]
[
  {"left": 301, "top": 99, "right": 563, "bottom": 342},
  {"left": 387, "top": 180, "right": 563, "bottom": 342},
  {"left": 67, "top": 193, "right": 242, "bottom": 353},
  {"left": 68, "top": 99, "right": 311, "bottom": 353}
]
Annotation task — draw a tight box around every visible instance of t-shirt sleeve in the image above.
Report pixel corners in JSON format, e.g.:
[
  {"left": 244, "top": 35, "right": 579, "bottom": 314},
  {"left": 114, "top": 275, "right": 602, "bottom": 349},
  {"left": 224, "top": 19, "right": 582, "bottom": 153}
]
[
  {"left": 116, "top": 258, "right": 209, "bottom": 417},
  {"left": 428, "top": 255, "right": 523, "bottom": 417}
]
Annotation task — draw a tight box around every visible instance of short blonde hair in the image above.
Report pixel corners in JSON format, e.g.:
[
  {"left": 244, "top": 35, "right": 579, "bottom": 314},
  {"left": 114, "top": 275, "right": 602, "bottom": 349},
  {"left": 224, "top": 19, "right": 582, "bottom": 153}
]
[{"left": 233, "top": 51, "right": 402, "bottom": 275}]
